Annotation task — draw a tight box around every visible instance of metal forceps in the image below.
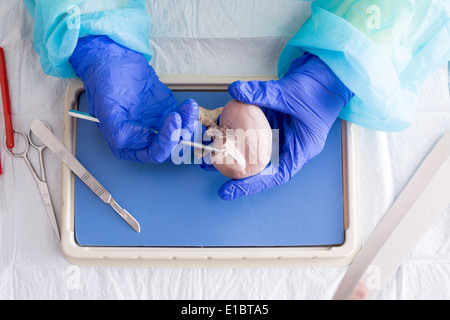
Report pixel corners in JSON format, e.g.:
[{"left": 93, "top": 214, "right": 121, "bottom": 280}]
[{"left": 5, "top": 123, "right": 60, "bottom": 240}]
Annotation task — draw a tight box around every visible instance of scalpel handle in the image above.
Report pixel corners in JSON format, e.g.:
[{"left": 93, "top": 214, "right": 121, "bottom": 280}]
[
  {"left": 30, "top": 120, "right": 140, "bottom": 233},
  {"left": 30, "top": 120, "right": 110, "bottom": 200}
]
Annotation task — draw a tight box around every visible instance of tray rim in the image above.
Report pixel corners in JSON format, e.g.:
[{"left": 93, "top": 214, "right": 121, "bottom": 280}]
[{"left": 60, "top": 78, "right": 362, "bottom": 268}]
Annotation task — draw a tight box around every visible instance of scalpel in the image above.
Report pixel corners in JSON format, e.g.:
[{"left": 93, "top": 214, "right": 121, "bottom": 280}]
[
  {"left": 68, "top": 109, "right": 222, "bottom": 153},
  {"left": 30, "top": 120, "right": 141, "bottom": 233},
  {"left": 68, "top": 109, "right": 246, "bottom": 167}
]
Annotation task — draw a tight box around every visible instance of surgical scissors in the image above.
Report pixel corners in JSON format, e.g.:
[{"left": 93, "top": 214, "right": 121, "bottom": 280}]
[{"left": 5, "top": 122, "right": 60, "bottom": 240}]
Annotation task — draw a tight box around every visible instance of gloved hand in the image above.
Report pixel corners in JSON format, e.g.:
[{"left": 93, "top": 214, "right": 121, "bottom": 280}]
[
  {"left": 70, "top": 35, "right": 199, "bottom": 163},
  {"left": 218, "top": 53, "right": 354, "bottom": 200}
]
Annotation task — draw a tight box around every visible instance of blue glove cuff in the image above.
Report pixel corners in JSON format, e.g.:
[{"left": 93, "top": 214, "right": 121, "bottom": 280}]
[
  {"left": 285, "top": 53, "right": 355, "bottom": 107},
  {"left": 70, "top": 35, "right": 157, "bottom": 84}
]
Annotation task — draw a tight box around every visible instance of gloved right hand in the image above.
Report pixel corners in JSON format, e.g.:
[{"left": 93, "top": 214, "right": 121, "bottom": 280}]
[{"left": 70, "top": 35, "right": 199, "bottom": 163}]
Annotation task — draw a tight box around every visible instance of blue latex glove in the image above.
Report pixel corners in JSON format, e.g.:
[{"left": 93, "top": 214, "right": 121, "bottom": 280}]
[
  {"left": 70, "top": 35, "right": 199, "bottom": 163},
  {"left": 219, "top": 53, "right": 354, "bottom": 200}
]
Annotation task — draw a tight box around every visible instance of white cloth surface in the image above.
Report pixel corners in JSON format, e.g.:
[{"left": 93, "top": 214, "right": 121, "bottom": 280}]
[
  {"left": 147, "top": 0, "right": 312, "bottom": 77},
  {"left": 0, "top": 0, "right": 449, "bottom": 300}
]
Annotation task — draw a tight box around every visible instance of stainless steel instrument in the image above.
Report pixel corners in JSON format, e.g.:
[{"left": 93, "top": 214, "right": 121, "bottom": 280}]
[{"left": 30, "top": 120, "right": 140, "bottom": 233}]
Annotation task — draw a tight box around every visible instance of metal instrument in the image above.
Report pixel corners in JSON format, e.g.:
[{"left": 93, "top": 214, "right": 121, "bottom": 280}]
[
  {"left": 68, "top": 108, "right": 222, "bottom": 153},
  {"left": 30, "top": 120, "right": 140, "bottom": 233},
  {"left": 5, "top": 122, "right": 60, "bottom": 239}
]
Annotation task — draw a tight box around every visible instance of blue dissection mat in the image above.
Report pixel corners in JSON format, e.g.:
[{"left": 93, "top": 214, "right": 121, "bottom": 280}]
[{"left": 74, "top": 92, "right": 345, "bottom": 247}]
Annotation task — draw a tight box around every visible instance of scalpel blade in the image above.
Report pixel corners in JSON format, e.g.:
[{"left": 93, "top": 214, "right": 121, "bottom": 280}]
[
  {"left": 68, "top": 109, "right": 222, "bottom": 154},
  {"left": 30, "top": 119, "right": 141, "bottom": 233}
]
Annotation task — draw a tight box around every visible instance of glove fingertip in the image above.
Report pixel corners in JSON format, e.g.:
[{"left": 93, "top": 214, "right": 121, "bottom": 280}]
[
  {"left": 161, "top": 112, "right": 183, "bottom": 141},
  {"left": 178, "top": 99, "right": 200, "bottom": 132},
  {"left": 228, "top": 81, "right": 248, "bottom": 102},
  {"left": 218, "top": 162, "right": 288, "bottom": 201},
  {"left": 218, "top": 185, "right": 237, "bottom": 201},
  {"left": 179, "top": 98, "right": 199, "bottom": 113},
  {"left": 229, "top": 80, "right": 269, "bottom": 106},
  {"left": 145, "top": 112, "right": 182, "bottom": 163},
  {"left": 218, "top": 181, "right": 247, "bottom": 201}
]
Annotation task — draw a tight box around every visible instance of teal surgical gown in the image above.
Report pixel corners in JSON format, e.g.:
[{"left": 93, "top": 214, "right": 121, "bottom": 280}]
[
  {"left": 24, "top": 0, "right": 153, "bottom": 78},
  {"left": 25, "top": 0, "right": 450, "bottom": 132}
]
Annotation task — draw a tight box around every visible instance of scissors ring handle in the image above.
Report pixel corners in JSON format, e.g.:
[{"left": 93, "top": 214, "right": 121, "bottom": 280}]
[
  {"left": 4, "top": 130, "right": 29, "bottom": 157},
  {"left": 28, "top": 122, "right": 51, "bottom": 149}
]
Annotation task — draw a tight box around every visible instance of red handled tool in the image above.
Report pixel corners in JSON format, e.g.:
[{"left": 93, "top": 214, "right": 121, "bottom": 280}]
[{"left": 0, "top": 46, "right": 14, "bottom": 154}]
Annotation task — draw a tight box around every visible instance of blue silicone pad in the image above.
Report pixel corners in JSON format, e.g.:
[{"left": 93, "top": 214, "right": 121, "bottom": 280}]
[{"left": 74, "top": 92, "right": 344, "bottom": 247}]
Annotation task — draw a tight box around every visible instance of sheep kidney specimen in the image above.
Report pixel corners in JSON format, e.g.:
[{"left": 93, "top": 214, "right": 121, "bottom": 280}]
[{"left": 200, "top": 100, "right": 273, "bottom": 180}]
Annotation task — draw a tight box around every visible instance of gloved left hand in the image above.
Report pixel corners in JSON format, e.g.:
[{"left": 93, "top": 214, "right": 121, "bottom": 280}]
[
  {"left": 217, "top": 53, "right": 354, "bottom": 200},
  {"left": 70, "top": 35, "right": 199, "bottom": 163}
]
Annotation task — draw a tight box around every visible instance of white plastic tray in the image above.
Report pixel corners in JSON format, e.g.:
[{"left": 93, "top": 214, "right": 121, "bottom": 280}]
[{"left": 61, "top": 78, "right": 361, "bottom": 267}]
